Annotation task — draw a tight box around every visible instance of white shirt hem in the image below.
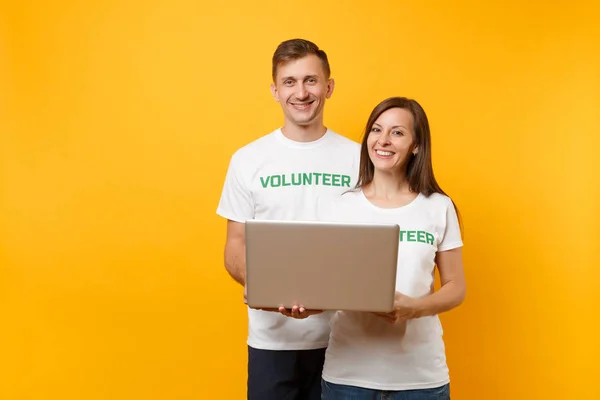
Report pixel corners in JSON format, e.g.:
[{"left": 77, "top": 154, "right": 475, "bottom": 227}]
[
  {"left": 216, "top": 208, "right": 247, "bottom": 223},
  {"left": 247, "top": 339, "right": 329, "bottom": 351},
  {"left": 322, "top": 375, "right": 450, "bottom": 391},
  {"left": 438, "top": 241, "right": 463, "bottom": 252}
]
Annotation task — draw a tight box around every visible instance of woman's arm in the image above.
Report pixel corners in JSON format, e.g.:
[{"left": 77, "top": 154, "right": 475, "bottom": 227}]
[
  {"left": 413, "top": 247, "right": 466, "bottom": 318},
  {"left": 374, "top": 247, "right": 466, "bottom": 323}
]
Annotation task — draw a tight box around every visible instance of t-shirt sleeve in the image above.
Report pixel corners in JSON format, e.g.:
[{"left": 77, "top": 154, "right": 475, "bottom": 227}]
[
  {"left": 437, "top": 198, "right": 463, "bottom": 252},
  {"left": 216, "top": 152, "right": 254, "bottom": 223}
]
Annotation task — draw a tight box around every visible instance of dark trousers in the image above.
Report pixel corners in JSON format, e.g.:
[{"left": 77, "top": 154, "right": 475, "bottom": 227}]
[{"left": 247, "top": 345, "right": 326, "bottom": 400}]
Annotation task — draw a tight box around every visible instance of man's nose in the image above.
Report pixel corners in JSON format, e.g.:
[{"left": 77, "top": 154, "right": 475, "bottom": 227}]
[{"left": 295, "top": 84, "right": 308, "bottom": 100}]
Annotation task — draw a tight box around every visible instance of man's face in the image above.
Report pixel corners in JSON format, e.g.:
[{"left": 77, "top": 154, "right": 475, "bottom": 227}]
[{"left": 270, "top": 54, "right": 334, "bottom": 127}]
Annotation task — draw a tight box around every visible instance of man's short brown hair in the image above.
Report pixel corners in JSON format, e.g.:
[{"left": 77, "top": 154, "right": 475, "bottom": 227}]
[{"left": 272, "top": 39, "right": 331, "bottom": 81}]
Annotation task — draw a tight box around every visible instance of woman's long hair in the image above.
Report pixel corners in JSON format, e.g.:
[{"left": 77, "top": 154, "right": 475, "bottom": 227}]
[{"left": 355, "top": 97, "right": 461, "bottom": 222}]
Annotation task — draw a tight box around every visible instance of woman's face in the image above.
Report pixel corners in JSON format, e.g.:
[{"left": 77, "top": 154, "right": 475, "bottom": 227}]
[{"left": 367, "top": 107, "right": 417, "bottom": 174}]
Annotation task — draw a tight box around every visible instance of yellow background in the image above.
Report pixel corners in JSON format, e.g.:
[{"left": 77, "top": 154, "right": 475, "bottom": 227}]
[{"left": 1, "top": 0, "right": 599, "bottom": 399}]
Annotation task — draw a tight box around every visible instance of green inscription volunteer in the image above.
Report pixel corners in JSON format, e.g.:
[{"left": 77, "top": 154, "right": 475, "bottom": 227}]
[{"left": 260, "top": 172, "right": 352, "bottom": 188}]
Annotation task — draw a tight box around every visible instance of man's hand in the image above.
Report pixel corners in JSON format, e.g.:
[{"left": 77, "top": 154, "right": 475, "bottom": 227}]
[
  {"left": 243, "top": 285, "right": 280, "bottom": 312},
  {"left": 278, "top": 305, "right": 323, "bottom": 319}
]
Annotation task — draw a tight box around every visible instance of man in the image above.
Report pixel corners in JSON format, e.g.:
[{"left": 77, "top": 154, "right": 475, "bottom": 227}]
[{"left": 216, "top": 38, "right": 360, "bottom": 400}]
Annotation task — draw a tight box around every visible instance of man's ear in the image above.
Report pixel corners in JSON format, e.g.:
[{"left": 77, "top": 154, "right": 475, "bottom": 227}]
[
  {"left": 326, "top": 78, "right": 335, "bottom": 99},
  {"left": 270, "top": 83, "right": 279, "bottom": 102}
]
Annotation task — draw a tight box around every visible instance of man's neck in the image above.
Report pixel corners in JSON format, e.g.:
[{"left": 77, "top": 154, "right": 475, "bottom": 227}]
[{"left": 281, "top": 121, "right": 327, "bottom": 143}]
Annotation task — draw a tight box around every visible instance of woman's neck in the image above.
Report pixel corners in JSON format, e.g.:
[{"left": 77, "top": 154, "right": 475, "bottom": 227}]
[{"left": 363, "top": 170, "right": 417, "bottom": 208}]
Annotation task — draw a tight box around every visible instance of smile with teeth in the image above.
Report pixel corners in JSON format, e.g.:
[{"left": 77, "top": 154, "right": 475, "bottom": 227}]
[
  {"left": 375, "top": 150, "right": 395, "bottom": 157},
  {"left": 290, "top": 101, "right": 314, "bottom": 110}
]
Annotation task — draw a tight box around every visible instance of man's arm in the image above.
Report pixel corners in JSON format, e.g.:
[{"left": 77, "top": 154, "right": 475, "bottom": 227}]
[{"left": 224, "top": 220, "right": 246, "bottom": 286}]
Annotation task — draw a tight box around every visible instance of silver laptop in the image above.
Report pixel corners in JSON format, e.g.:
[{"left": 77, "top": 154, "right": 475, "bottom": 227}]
[{"left": 245, "top": 219, "right": 399, "bottom": 312}]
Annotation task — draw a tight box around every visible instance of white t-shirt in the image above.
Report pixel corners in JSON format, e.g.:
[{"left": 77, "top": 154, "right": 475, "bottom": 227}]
[
  {"left": 216, "top": 128, "right": 360, "bottom": 350},
  {"left": 319, "top": 189, "right": 463, "bottom": 390}
]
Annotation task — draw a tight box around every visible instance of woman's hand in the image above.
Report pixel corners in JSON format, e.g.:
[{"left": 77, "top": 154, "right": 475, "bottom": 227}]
[
  {"left": 373, "top": 247, "right": 466, "bottom": 324},
  {"left": 373, "top": 291, "right": 418, "bottom": 324},
  {"left": 278, "top": 305, "right": 323, "bottom": 319}
]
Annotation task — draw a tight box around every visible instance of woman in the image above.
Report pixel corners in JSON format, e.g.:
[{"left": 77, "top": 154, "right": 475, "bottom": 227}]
[{"left": 280, "top": 97, "right": 466, "bottom": 399}]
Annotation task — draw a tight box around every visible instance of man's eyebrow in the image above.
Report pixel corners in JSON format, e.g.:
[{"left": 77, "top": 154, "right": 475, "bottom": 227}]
[{"left": 280, "top": 75, "right": 319, "bottom": 82}]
